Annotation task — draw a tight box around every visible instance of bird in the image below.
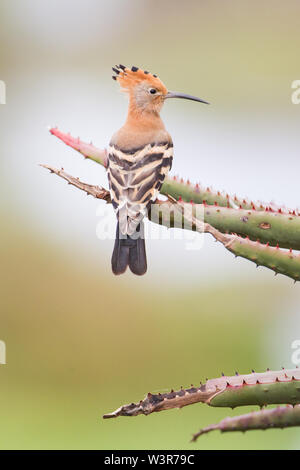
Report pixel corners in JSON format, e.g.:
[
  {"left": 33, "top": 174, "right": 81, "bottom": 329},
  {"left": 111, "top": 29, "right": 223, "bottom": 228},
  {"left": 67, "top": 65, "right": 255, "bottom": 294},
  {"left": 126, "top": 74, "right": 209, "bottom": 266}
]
[{"left": 107, "top": 64, "right": 209, "bottom": 275}]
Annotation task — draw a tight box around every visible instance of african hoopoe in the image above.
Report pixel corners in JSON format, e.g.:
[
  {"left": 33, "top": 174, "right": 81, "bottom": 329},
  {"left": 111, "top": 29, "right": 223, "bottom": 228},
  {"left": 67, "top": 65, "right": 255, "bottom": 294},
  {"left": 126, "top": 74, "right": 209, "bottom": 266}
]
[{"left": 108, "top": 65, "right": 208, "bottom": 275}]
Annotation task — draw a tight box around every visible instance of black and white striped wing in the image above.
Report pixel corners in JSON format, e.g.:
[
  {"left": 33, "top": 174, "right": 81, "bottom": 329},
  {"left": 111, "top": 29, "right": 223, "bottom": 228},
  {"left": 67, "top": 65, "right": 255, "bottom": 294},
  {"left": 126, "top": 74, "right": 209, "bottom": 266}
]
[{"left": 107, "top": 142, "right": 173, "bottom": 236}]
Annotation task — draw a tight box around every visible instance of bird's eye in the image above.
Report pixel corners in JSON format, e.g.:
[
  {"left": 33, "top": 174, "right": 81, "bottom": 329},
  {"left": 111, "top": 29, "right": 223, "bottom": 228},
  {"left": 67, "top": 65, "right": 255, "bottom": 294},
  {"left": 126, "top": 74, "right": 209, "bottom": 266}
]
[{"left": 149, "top": 88, "right": 157, "bottom": 94}]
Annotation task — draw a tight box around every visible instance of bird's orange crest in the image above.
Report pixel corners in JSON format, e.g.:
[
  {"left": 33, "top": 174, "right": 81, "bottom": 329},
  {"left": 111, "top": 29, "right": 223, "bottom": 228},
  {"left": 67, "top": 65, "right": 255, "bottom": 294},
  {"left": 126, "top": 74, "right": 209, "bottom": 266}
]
[{"left": 112, "top": 65, "right": 167, "bottom": 95}]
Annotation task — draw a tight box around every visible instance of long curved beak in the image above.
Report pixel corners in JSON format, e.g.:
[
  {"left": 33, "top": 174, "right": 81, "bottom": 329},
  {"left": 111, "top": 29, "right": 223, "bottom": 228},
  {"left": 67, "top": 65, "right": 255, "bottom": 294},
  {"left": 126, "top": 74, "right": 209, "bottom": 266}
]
[{"left": 165, "top": 91, "right": 209, "bottom": 105}]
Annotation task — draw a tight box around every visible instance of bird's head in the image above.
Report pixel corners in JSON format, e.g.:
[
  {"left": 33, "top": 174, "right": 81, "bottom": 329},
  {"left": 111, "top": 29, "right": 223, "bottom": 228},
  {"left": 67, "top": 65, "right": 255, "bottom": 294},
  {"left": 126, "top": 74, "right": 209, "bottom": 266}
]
[{"left": 112, "top": 65, "right": 209, "bottom": 115}]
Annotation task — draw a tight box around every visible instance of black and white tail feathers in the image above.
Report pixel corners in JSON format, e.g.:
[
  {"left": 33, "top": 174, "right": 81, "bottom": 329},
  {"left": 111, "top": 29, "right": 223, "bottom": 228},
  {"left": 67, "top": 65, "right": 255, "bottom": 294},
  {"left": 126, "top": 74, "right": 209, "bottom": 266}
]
[
  {"left": 111, "top": 222, "right": 147, "bottom": 276},
  {"left": 107, "top": 141, "right": 173, "bottom": 276}
]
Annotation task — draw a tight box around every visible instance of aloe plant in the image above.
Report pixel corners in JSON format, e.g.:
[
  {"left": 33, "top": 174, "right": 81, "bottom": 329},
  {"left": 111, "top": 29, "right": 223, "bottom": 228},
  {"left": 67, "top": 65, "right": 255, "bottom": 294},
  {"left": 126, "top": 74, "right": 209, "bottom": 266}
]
[
  {"left": 102, "top": 367, "right": 300, "bottom": 441},
  {"left": 103, "top": 368, "right": 300, "bottom": 418},
  {"left": 41, "top": 129, "right": 300, "bottom": 281},
  {"left": 191, "top": 405, "right": 300, "bottom": 441}
]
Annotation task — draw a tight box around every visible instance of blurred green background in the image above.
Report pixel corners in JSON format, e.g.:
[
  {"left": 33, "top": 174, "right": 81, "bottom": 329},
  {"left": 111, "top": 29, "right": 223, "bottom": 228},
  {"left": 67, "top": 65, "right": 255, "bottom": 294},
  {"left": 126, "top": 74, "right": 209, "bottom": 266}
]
[{"left": 0, "top": 0, "right": 300, "bottom": 449}]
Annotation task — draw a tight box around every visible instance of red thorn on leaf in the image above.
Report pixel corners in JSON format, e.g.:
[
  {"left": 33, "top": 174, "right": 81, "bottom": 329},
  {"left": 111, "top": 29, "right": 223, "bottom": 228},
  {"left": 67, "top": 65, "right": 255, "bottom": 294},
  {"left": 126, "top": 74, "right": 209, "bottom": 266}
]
[
  {"left": 239, "top": 205, "right": 242, "bottom": 209},
  {"left": 203, "top": 200, "right": 207, "bottom": 207},
  {"left": 252, "top": 204, "right": 256, "bottom": 210},
  {"left": 276, "top": 243, "right": 279, "bottom": 249},
  {"left": 214, "top": 201, "right": 218, "bottom": 206},
  {"left": 266, "top": 242, "right": 269, "bottom": 247},
  {"left": 289, "top": 248, "right": 293, "bottom": 253},
  {"left": 190, "top": 200, "right": 194, "bottom": 205},
  {"left": 178, "top": 196, "right": 182, "bottom": 202},
  {"left": 278, "top": 208, "right": 282, "bottom": 213},
  {"left": 243, "top": 199, "right": 246, "bottom": 204}
]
